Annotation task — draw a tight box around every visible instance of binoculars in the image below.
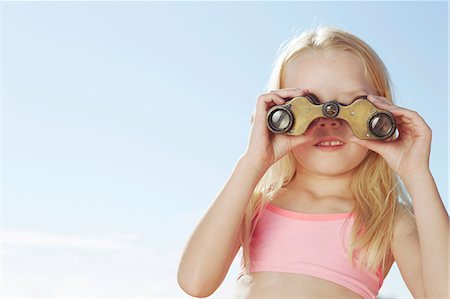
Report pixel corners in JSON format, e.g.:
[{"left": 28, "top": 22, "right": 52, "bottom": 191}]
[{"left": 266, "top": 94, "right": 396, "bottom": 140}]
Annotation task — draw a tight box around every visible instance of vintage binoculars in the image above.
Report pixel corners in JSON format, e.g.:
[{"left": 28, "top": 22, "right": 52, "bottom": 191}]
[{"left": 266, "top": 94, "right": 396, "bottom": 140}]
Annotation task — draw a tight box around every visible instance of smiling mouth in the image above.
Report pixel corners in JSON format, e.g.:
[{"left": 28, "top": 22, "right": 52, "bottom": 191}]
[
  {"left": 313, "top": 140, "right": 346, "bottom": 152},
  {"left": 314, "top": 140, "right": 345, "bottom": 147}
]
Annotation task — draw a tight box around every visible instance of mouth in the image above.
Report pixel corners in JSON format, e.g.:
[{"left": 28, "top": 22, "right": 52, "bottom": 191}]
[{"left": 314, "top": 138, "right": 346, "bottom": 151}]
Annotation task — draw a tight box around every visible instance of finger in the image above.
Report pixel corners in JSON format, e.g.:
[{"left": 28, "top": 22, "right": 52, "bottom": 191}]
[
  {"left": 251, "top": 93, "right": 281, "bottom": 126},
  {"left": 348, "top": 134, "right": 389, "bottom": 154},
  {"left": 253, "top": 94, "right": 283, "bottom": 127},
  {"left": 367, "top": 95, "right": 425, "bottom": 121},
  {"left": 289, "top": 132, "right": 315, "bottom": 147},
  {"left": 253, "top": 88, "right": 309, "bottom": 129},
  {"left": 367, "top": 95, "right": 404, "bottom": 112},
  {"left": 367, "top": 95, "right": 398, "bottom": 109},
  {"left": 367, "top": 95, "right": 397, "bottom": 108},
  {"left": 267, "top": 87, "right": 310, "bottom": 100},
  {"left": 365, "top": 95, "right": 395, "bottom": 114},
  {"left": 287, "top": 123, "right": 317, "bottom": 146}
]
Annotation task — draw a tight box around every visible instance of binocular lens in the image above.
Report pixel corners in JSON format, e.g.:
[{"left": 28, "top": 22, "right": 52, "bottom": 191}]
[
  {"left": 369, "top": 113, "right": 395, "bottom": 138},
  {"left": 267, "top": 108, "right": 293, "bottom": 133}
]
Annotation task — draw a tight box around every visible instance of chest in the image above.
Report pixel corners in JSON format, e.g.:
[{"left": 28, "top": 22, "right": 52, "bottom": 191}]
[
  {"left": 250, "top": 204, "right": 355, "bottom": 268},
  {"left": 270, "top": 187, "right": 355, "bottom": 214}
]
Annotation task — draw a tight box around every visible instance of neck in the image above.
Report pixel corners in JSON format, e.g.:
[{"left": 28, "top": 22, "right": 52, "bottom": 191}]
[{"left": 286, "top": 164, "right": 355, "bottom": 201}]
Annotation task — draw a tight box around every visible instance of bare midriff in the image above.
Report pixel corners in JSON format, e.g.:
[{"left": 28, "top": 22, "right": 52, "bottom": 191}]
[{"left": 234, "top": 272, "right": 364, "bottom": 298}]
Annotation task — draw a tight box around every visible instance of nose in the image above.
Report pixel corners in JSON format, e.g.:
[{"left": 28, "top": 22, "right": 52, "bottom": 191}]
[{"left": 315, "top": 117, "right": 341, "bottom": 129}]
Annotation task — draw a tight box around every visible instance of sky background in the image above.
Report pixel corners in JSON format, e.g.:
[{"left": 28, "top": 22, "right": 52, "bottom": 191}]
[{"left": 1, "top": 1, "right": 448, "bottom": 298}]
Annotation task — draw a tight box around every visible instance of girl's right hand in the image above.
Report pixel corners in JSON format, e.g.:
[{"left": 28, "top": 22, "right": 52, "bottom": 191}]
[{"left": 243, "top": 87, "right": 315, "bottom": 173}]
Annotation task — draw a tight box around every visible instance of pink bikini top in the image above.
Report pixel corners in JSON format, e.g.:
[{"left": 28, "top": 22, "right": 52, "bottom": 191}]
[{"left": 237, "top": 202, "right": 384, "bottom": 299}]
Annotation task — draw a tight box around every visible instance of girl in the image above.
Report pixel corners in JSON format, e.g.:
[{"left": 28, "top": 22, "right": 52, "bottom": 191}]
[{"left": 177, "top": 26, "right": 449, "bottom": 299}]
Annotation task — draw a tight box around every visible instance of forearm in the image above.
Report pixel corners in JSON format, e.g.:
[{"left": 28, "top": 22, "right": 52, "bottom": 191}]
[
  {"left": 178, "top": 155, "right": 266, "bottom": 294},
  {"left": 402, "top": 170, "right": 449, "bottom": 298}
]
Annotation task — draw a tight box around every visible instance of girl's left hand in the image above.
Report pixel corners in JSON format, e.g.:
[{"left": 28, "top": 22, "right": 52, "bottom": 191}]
[{"left": 349, "top": 95, "right": 432, "bottom": 180}]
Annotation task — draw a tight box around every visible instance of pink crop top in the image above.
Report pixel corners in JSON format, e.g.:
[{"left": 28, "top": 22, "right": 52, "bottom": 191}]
[{"left": 237, "top": 202, "right": 384, "bottom": 299}]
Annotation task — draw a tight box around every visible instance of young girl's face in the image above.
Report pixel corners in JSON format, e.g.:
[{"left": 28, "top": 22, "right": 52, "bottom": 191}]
[{"left": 284, "top": 49, "right": 375, "bottom": 176}]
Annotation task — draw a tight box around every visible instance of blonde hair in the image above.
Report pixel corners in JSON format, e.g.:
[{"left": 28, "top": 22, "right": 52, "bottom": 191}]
[{"left": 240, "top": 26, "right": 415, "bottom": 276}]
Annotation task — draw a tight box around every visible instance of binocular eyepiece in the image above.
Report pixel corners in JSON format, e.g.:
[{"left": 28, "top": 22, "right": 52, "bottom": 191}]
[{"left": 266, "top": 94, "right": 396, "bottom": 140}]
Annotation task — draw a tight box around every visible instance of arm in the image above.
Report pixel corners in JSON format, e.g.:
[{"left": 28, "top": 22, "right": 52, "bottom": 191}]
[
  {"left": 177, "top": 155, "right": 266, "bottom": 297},
  {"left": 349, "top": 95, "right": 449, "bottom": 298},
  {"left": 401, "top": 170, "right": 449, "bottom": 298}
]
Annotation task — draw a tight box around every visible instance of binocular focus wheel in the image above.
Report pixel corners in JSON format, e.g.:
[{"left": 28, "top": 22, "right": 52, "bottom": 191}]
[
  {"left": 267, "top": 107, "right": 294, "bottom": 133},
  {"left": 368, "top": 112, "right": 395, "bottom": 138},
  {"left": 322, "top": 101, "right": 340, "bottom": 118}
]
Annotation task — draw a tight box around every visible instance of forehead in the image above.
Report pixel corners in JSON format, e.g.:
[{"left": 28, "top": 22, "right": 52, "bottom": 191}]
[{"left": 284, "top": 50, "right": 374, "bottom": 103}]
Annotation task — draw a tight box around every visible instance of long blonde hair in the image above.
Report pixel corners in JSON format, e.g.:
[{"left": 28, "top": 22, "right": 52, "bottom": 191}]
[{"left": 240, "top": 26, "right": 415, "bottom": 276}]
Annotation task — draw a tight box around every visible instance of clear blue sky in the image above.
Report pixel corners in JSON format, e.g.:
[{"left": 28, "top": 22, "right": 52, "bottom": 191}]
[{"left": 1, "top": 1, "right": 448, "bottom": 298}]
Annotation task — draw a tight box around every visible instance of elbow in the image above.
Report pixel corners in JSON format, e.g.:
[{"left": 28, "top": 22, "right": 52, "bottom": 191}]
[{"left": 177, "top": 266, "right": 217, "bottom": 298}]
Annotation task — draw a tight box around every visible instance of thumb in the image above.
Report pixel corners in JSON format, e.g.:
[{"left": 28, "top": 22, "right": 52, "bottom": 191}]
[
  {"left": 349, "top": 135, "right": 385, "bottom": 154},
  {"left": 290, "top": 132, "right": 315, "bottom": 148}
]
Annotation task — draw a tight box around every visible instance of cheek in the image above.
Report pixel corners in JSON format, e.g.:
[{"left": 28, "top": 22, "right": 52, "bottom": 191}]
[{"left": 348, "top": 145, "right": 370, "bottom": 164}]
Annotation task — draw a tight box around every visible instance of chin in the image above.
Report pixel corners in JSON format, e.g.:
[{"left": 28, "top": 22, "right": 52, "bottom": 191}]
[
  {"left": 304, "top": 164, "right": 359, "bottom": 176},
  {"left": 293, "top": 147, "right": 369, "bottom": 175}
]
